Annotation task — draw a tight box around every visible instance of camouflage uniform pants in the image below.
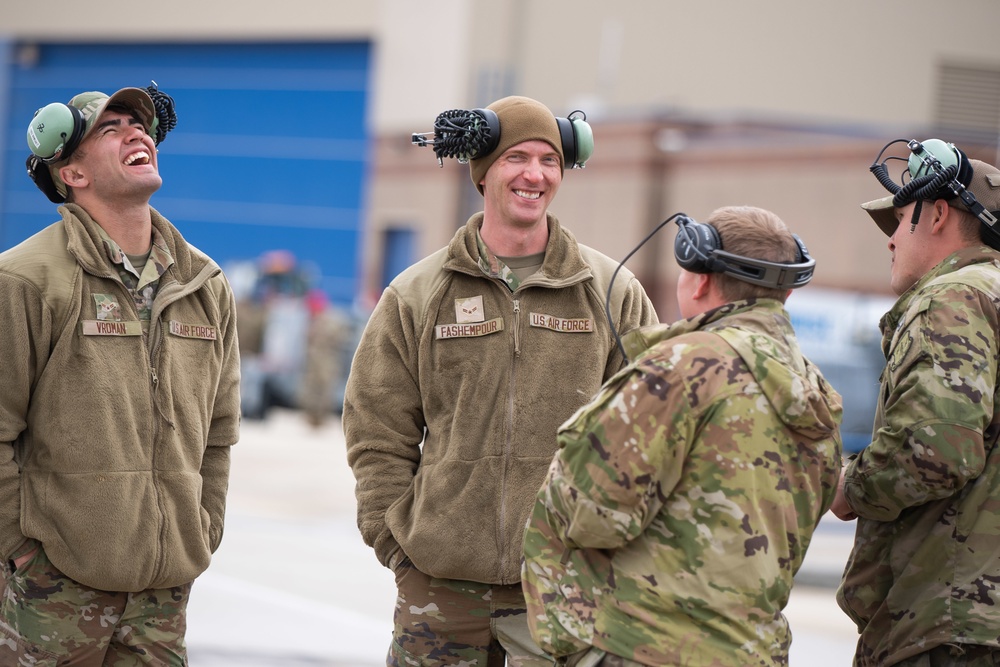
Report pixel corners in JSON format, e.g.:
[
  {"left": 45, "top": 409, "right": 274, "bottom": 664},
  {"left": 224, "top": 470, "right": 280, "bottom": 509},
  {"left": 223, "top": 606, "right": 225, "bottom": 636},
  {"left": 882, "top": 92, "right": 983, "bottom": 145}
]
[
  {"left": 893, "top": 643, "right": 1000, "bottom": 666},
  {"left": 389, "top": 558, "right": 554, "bottom": 666},
  {"left": 0, "top": 545, "right": 191, "bottom": 666}
]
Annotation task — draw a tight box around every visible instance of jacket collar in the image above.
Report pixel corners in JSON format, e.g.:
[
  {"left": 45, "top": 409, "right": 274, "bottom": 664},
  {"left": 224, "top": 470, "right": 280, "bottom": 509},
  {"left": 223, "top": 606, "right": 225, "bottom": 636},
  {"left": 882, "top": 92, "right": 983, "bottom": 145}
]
[
  {"left": 445, "top": 211, "right": 592, "bottom": 287},
  {"left": 58, "top": 203, "right": 211, "bottom": 282},
  {"left": 622, "top": 298, "right": 788, "bottom": 359},
  {"left": 880, "top": 245, "right": 1000, "bottom": 337}
]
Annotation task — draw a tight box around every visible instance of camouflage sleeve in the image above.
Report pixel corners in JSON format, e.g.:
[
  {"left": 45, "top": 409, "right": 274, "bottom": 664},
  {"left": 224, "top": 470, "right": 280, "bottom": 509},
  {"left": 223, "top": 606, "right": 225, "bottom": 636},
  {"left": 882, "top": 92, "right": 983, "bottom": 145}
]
[
  {"left": 343, "top": 287, "right": 423, "bottom": 568},
  {"left": 538, "top": 353, "right": 693, "bottom": 550},
  {"left": 844, "top": 290, "right": 998, "bottom": 521}
]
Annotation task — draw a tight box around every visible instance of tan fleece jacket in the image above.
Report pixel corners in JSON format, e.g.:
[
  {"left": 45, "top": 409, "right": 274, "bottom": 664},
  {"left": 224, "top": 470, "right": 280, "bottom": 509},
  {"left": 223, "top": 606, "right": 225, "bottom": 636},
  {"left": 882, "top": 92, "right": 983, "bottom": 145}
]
[
  {"left": 0, "top": 204, "right": 241, "bottom": 592},
  {"left": 344, "top": 213, "right": 657, "bottom": 585}
]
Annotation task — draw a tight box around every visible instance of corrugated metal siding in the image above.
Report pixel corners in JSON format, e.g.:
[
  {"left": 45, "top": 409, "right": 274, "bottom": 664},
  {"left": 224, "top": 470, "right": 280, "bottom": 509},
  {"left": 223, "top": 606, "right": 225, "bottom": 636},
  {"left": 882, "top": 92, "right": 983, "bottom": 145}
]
[{"left": 935, "top": 62, "right": 1000, "bottom": 146}]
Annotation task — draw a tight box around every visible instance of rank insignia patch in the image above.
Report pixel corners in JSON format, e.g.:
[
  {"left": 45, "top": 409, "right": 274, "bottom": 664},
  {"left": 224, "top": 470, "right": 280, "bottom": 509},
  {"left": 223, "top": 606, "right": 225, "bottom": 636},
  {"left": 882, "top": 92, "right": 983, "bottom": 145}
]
[{"left": 455, "top": 296, "right": 485, "bottom": 324}]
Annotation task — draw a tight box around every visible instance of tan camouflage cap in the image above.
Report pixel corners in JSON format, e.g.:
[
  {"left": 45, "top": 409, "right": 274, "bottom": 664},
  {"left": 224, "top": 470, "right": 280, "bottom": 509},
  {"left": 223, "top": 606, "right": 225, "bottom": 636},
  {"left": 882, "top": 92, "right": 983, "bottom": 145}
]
[
  {"left": 862, "top": 159, "right": 1000, "bottom": 237},
  {"left": 48, "top": 87, "right": 157, "bottom": 198}
]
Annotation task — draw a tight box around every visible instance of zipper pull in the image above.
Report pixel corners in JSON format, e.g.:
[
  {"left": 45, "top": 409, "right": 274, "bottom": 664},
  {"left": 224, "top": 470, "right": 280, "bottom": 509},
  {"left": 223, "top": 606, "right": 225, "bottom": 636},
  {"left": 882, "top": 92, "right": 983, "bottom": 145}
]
[{"left": 512, "top": 299, "right": 521, "bottom": 355}]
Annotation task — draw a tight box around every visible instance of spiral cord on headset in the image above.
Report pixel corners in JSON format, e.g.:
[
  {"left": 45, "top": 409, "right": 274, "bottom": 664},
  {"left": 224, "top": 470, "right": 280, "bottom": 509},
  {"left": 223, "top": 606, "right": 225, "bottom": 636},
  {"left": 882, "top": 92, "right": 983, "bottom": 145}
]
[
  {"left": 145, "top": 82, "right": 177, "bottom": 145},
  {"left": 869, "top": 162, "right": 902, "bottom": 196},
  {"left": 891, "top": 165, "right": 958, "bottom": 208},
  {"left": 870, "top": 138, "right": 967, "bottom": 209},
  {"left": 430, "top": 109, "right": 495, "bottom": 163}
]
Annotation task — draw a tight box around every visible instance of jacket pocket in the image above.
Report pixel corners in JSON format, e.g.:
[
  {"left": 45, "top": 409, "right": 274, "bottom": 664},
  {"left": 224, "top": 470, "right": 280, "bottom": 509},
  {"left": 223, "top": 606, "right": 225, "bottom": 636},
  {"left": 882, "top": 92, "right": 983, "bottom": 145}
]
[{"left": 21, "top": 470, "right": 161, "bottom": 591}]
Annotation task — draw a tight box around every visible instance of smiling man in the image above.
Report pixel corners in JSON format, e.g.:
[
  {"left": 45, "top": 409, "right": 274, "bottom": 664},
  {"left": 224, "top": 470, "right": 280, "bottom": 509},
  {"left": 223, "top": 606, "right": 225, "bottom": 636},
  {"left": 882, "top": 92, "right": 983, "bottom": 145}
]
[
  {"left": 0, "top": 86, "right": 241, "bottom": 664},
  {"left": 344, "top": 95, "right": 657, "bottom": 665}
]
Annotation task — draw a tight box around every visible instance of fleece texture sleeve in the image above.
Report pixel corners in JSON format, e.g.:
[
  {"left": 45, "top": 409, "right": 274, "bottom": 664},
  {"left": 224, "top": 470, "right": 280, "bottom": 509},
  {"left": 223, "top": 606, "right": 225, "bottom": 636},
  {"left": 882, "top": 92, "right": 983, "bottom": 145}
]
[
  {"left": 343, "top": 287, "right": 424, "bottom": 568},
  {"left": 0, "top": 273, "right": 54, "bottom": 560},
  {"left": 201, "top": 275, "right": 241, "bottom": 552}
]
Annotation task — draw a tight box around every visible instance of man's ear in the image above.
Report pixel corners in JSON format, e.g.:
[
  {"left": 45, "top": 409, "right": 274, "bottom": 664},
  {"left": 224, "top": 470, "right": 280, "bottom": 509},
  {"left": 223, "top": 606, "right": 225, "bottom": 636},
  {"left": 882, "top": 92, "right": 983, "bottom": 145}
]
[
  {"left": 58, "top": 164, "right": 88, "bottom": 190},
  {"left": 691, "top": 272, "right": 712, "bottom": 300},
  {"left": 929, "top": 199, "right": 951, "bottom": 234}
]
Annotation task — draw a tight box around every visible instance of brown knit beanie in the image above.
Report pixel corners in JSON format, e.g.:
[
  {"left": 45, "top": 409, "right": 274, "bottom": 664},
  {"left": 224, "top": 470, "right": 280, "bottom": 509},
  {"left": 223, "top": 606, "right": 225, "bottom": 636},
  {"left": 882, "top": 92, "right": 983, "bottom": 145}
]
[{"left": 470, "top": 96, "right": 564, "bottom": 194}]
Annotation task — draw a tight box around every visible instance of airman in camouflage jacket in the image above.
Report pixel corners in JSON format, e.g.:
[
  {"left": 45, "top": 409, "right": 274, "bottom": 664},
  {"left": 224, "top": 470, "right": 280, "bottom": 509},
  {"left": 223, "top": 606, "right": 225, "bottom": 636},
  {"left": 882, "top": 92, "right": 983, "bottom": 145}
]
[
  {"left": 523, "top": 298, "right": 842, "bottom": 666},
  {"left": 837, "top": 246, "right": 1000, "bottom": 666}
]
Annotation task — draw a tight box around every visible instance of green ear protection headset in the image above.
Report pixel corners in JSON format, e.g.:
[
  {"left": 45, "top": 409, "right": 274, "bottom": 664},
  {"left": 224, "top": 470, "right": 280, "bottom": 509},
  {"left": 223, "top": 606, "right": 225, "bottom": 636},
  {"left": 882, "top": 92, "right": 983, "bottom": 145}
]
[{"left": 25, "top": 82, "right": 176, "bottom": 203}]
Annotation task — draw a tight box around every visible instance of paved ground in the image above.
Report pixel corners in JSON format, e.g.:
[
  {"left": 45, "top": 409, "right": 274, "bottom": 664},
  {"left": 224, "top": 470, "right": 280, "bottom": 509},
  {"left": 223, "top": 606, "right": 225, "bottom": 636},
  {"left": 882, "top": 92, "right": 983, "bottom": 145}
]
[{"left": 185, "top": 409, "right": 861, "bottom": 666}]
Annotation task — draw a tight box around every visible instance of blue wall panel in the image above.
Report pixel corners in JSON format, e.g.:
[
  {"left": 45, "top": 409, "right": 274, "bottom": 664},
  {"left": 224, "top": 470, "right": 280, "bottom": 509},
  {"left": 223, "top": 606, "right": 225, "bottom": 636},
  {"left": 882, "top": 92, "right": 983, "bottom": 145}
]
[{"left": 1, "top": 41, "right": 370, "bottom": 306}]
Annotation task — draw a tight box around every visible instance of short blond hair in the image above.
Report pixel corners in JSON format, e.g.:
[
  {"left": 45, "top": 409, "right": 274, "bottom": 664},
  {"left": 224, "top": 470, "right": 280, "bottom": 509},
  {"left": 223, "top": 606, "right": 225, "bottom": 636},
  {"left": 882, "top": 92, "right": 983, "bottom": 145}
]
[{"left": 706, "top": 206, "right": 800, "bottom": 303}]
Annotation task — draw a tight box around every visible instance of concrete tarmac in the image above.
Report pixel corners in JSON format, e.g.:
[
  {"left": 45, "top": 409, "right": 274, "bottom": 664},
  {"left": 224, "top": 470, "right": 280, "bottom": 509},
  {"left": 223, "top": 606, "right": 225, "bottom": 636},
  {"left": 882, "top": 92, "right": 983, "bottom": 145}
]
[{"left": 186, "top": 409, "right": 861, "bottom": 666}]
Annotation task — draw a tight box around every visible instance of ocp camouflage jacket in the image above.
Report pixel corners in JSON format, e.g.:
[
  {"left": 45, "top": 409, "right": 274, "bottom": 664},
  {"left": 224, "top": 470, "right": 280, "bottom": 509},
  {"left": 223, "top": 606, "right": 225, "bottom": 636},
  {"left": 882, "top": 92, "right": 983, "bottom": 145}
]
[
  {"left": 838, "top": 246, "right": 1000, "bottom": 666},
  {"left": 0, "top": 203, "right": 240, "bottom": 593},
  {"left": 523, "top": 299, "right": 842, "bottom": 665},
  {"left": 343, "top": 212, "right": 657, "bottom": 585}
]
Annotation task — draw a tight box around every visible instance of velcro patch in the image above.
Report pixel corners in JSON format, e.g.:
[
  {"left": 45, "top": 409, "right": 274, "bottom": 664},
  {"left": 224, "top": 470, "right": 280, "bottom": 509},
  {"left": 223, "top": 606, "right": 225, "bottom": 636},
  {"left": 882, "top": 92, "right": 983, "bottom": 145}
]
[
  {"left": 92, "top": 294, "right": 123, "bottom": 322},
  {"left": 81, "top": 320, "right": 142, "bottom": 336},
  {"left": 455, "top": 296, "right": 485, "bottom": 323},
  {"left": 168, "top": 320, "right": 217, "bottom": 340},
  {"left": 435, "top": 317, "right": 504, "bottom": 339},
  {"left": 529, "top": 312, "right": 593, "bottom": 333}
]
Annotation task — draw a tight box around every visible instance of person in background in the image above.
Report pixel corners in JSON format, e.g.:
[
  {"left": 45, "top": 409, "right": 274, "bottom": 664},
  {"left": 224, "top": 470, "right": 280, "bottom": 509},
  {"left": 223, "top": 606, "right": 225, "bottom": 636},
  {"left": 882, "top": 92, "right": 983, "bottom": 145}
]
[
  {"left": 300, "top": 288, "right": 347, "bottom": 427},
  {"left": 523, "top": 206, "right": 842, "bottom": 666},
  {"left": 832, "top": 141, "right": 1000, "bottom": 666},
  {"left": 343, "top": 95, "right": 657, "bottom": 665},
  {"left": 0, "top": 85, "right": 240, "bottom": 664}
]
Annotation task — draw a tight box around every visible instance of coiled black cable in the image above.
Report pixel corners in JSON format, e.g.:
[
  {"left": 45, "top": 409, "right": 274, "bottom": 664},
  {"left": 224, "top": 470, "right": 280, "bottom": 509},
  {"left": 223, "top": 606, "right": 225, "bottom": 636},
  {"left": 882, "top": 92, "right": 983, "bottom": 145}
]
[
  {"left": 869, "top": 162, "right": 902, "bottom": 196},
  {"left": 145, "top": 82, "right": 177, "bottom": 145},
  {"left": 430, "top": 109, "right": 495, "bottom": 163},
  {"left": 869, "top": 139, "right": 910, "bottom": 196},
  {"left": 891, "top": 165, "right": 957, "bottom": 208},
  {"left": 870, "top": 138, "right": 963, "bottom": 208}
]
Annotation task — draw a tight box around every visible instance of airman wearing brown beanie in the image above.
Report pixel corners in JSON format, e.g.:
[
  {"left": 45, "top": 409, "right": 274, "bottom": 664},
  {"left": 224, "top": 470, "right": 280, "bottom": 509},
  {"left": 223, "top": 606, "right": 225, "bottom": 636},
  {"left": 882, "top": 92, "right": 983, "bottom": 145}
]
[{"left": 344, "top": 94, "right": 657, "bottom": 666}]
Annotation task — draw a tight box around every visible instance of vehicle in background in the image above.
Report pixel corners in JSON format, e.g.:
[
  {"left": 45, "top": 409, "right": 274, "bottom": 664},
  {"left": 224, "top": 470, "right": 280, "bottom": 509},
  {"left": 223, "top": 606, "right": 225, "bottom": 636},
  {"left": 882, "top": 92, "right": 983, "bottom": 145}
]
[{"left": 785, "top": 288, "right": 895, "bottom": 453}]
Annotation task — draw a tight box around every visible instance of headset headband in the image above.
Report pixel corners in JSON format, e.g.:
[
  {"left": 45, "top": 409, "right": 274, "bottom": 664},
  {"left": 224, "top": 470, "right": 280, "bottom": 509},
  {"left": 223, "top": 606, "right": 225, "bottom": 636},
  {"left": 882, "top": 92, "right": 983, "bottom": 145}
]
[{"left": 674, "top": 216, "right": 815, "bottom": 289}]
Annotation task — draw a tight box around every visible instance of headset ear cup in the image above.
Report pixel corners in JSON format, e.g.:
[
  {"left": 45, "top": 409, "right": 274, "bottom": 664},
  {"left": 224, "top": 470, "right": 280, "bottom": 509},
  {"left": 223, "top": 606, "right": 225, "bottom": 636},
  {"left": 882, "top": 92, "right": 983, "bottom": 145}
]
[
  {"left": 27, "top": 103, "right": 86, "bottom": 164},
  {"left": 793, "top": 234, "right": 810, "bottom": 264},
  {"left": 471, "top": 108, "right": 501, "bottom": 159},
  {"left": 556, "top": 117, "right": 576, "bottom": 167},
  {"left": 570, "top": 117, "right": 593, "bottom": 168},
  {"left": 26, "top": 155, "right": 67, "bottom": 204},
  {"left": 555, "top": 114, "right": 595, "bottom": 169},
  {"left": 555, "top": 116, "right": 594, "bottom": 169},
  {"left": 953, "top": 146, "right": 974, "bottom": 189},
  {"left": 674, "top": 219, "right": 721, "bottom": 273},
  {"left": 64, "top": 104, "right": 86, "bottom": 160}
]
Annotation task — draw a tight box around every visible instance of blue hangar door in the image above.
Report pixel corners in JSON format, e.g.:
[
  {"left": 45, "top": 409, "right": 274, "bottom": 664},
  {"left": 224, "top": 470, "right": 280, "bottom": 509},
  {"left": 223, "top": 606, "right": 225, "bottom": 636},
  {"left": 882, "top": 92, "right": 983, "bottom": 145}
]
[{"left": 0, "top": 42, "right": 369, "bottom": 307}]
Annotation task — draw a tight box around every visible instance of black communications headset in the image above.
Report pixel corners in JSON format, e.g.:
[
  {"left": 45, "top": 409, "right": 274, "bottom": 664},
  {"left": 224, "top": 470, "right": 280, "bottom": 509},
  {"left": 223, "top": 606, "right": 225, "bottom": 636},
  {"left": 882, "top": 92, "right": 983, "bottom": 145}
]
[
  {"left": 605, "top": 213, "right": 816, "bottom": 364},
  {"left": 672, "top": 215, "right": 815, "bottom": 288}
]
